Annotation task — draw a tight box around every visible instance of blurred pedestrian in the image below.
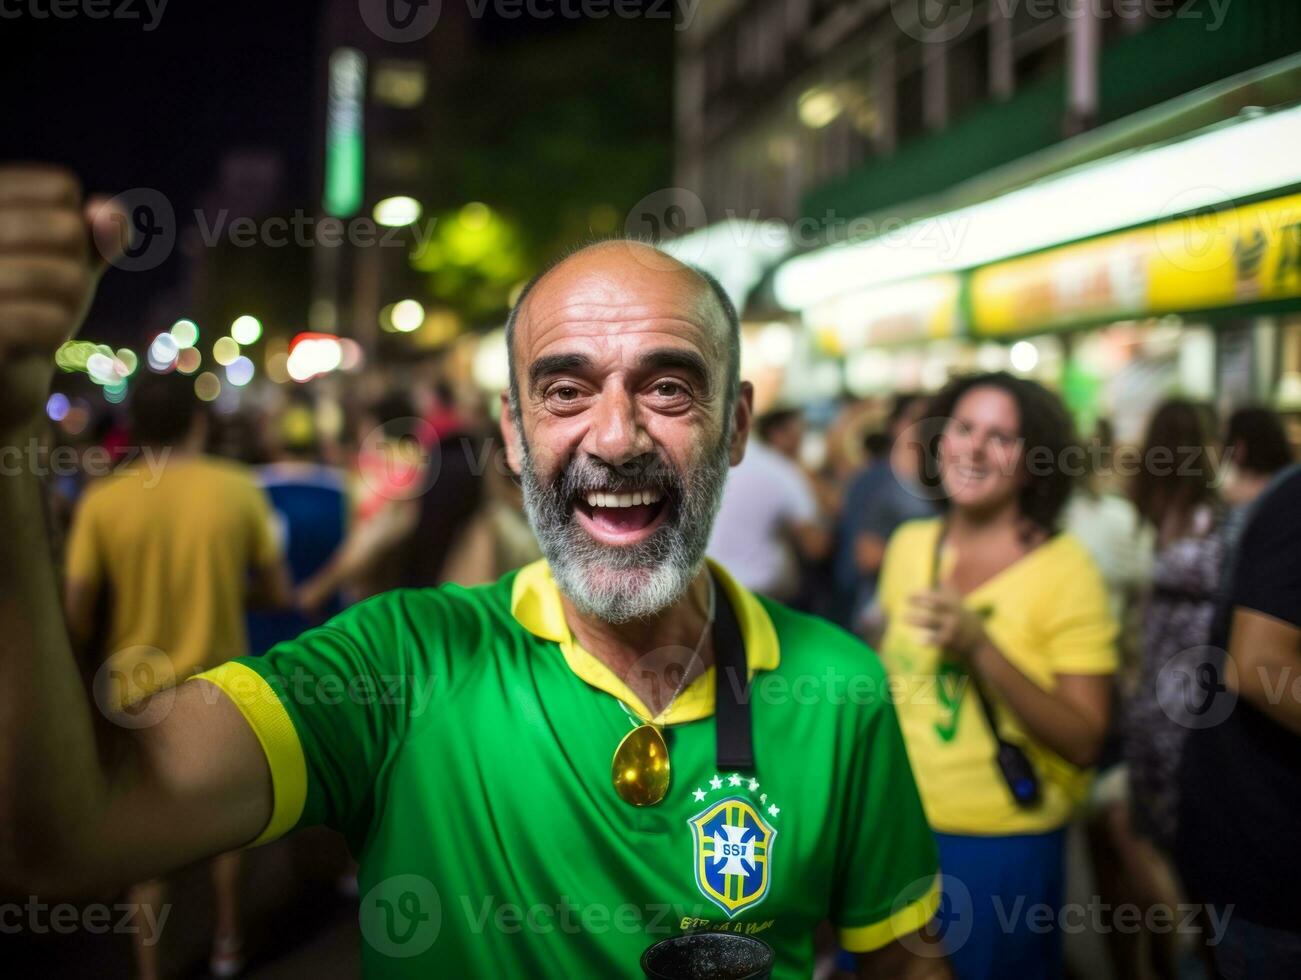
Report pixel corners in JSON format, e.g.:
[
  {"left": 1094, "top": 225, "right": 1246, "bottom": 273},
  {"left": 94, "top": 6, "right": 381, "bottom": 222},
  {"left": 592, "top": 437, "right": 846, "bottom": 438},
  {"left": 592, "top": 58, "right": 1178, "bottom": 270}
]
[
  {"left": 63, "top": 370, "right": 291, "bottom": 980},
  {"left": 760, "top": 406, "right": 839, "bottom": 615},
  {"left": 297, "top": 403, "right": 492, "bottom": 607},
  {"left": 874, "top": 372, "right": 1116, "bottom": 980},
  {"left": 1176, "top": 463, "right": 1301, "bottom": 979},
  {"left": 1064, "top": 420, "right": 1153, "bottom": 980},
  {"left": 1089, "top": 400, "right": 1226, "bottom": 980},
  {"left": 707, "top": 406, "right": 830, "bottom": 602},
  {"left": 1123, "top": 400, "right": 1227, "bottom": 849},
  {"left": 311, "top": 393, "right": 428, "bottom": 603},
  {"left": 1221, "top": 404, "right": 1294, "bottom": 515},
  {"left": 1063, "top": 420, "right": 1153, "bottom": 622},
  {"left": 440, "top": 436, "right": 541, "bottom": 585},
  {"left": 834, "top": 394, "right": 935, "bottom": 631},
  {"left": 247, "top": 398, "right": 349, "bottom": 651}
]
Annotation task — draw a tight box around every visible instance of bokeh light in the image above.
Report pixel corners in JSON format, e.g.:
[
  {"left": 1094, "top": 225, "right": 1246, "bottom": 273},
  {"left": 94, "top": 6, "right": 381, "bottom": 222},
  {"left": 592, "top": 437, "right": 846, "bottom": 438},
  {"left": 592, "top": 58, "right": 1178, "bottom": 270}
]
[
  {"left": 170, "top": 319, "right": 199, "bottom": 349},
  {"left": 231, "top": 315, "right": 263, "bottom": 346},
  {"left": 86, "top": 352, "right": 117, "bottom": 385},
  {"left": 339, "top": 337, "right": 364, "bottom": 372},
  {"left": 46, "top": 393, "right": 70, "bottom": 422},
  {"left": 213, "top": 337, "right": 241, "bottom": 366},
  {"left": 148, "top": 333, "right": 179, "bottom": 372},
  {"left": 287, "top": 334, "right": 343, "bottom": 382},
  {"left": 194, "top": 372, "right": 221, "bottom": 402},
  {"left": 1010, "top": 340, "right": 1040, "bottom": 373},
  {"left": 226, "top": 355, "right": 255, "bottom": 387},
  {"left": 266, "top": 351, "right": 290, "bottom": 384},
  {"left": 390, "top": 299, "right": 425, "bottom": 333},
  {"left": 373, "top": 195, "right": 422, "bottom": 227},
  {"left": 176, "top": 347, "right": 202, "bottom": 375}
]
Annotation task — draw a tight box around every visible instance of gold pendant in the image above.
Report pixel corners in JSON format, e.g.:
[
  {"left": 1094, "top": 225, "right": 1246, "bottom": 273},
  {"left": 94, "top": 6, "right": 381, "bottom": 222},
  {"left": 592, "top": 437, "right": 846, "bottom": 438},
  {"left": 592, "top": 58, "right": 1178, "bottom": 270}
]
[{"left": 612, "top": 723, "right": 671, "bottom": 806}]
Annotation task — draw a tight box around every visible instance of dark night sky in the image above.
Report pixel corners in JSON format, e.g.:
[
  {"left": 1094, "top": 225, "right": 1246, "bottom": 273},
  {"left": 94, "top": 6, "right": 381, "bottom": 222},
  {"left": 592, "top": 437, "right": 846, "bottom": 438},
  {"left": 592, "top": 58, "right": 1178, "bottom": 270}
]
[
  {"left": 1, "top": 1, "right": 324, "bottom": 213},
  {"left": 0, "top": 1, "right": 329, "bottom": 335},
  {"left": 0, "top": 0, "right": 662, "bottom": 218},
  {"left": 0, "top": 0, "right": 671, "bottom": 345}
]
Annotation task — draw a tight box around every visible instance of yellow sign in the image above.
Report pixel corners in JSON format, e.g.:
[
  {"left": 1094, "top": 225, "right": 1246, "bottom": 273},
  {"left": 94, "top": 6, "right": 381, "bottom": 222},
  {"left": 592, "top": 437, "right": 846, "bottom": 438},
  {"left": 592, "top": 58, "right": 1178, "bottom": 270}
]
[{"left": 972, "top": 193, "right": 1301, "bottom": 336}]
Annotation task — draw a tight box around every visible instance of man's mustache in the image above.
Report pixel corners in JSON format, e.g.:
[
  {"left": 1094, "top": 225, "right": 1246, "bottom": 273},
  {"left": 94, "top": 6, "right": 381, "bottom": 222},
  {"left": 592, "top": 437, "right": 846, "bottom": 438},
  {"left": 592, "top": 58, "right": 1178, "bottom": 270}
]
[{"left": 552, "top": 453, "right": 685, "bottom": 500}]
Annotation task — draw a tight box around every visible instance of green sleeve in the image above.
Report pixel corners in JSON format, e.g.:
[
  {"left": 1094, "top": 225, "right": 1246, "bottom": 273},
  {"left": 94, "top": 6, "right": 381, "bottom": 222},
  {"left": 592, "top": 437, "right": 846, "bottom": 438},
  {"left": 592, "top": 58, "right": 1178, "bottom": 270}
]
[
  {"left": 832, "top": 678, "right": 941, "bottom": 953},
  {"left": 193, "top": 589, "right": 453, "bottom": 846}
]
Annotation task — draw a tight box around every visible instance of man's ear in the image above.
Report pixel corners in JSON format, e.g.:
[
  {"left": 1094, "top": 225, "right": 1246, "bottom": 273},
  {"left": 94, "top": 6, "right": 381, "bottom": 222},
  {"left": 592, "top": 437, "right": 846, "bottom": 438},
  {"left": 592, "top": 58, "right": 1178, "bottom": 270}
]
[
  {"left": 728, "top": 381, "right": 754, "bottom": 466},
  {"left": 499, "top": 391, "right": 522, "bottom": 475}
]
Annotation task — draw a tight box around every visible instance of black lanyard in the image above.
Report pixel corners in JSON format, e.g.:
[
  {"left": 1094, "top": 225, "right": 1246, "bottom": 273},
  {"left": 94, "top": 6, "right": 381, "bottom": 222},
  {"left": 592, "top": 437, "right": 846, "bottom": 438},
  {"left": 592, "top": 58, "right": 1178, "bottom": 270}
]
[
  {"left": 930, "top": 525, "right": 1040, "bottom": 806},
  {"left": 711, "top": 569, "right": 755, "bottom": 772}
]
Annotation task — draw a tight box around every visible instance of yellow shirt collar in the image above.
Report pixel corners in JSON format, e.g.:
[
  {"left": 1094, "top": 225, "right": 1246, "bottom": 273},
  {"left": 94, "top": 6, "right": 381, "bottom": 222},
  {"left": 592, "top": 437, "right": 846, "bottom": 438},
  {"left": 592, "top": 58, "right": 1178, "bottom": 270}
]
[{"left": 510, "top": 559, "right": 780, "bottom": 725}]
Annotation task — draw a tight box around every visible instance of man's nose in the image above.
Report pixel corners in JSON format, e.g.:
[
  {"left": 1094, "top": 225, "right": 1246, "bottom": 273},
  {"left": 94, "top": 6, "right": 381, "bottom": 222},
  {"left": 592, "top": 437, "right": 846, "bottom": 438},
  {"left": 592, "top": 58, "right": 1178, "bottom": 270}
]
[{"left": 583, "top": 389, "right": 653, "bottom": 467}]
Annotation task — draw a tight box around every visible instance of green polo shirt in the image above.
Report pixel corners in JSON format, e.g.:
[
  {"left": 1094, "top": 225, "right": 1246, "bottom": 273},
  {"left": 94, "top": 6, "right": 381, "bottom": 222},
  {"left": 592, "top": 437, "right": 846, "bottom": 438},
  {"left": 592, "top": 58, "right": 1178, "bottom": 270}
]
[{"left": 196, "top": 559, "right": 939, "bottom": 978}]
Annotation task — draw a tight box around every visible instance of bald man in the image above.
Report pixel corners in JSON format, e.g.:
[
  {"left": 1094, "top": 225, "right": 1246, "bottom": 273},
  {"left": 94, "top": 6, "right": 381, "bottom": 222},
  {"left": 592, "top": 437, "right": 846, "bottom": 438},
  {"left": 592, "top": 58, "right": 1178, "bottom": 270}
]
[{"left": 0, "top": 169, "right": 946, "bottom": 979}]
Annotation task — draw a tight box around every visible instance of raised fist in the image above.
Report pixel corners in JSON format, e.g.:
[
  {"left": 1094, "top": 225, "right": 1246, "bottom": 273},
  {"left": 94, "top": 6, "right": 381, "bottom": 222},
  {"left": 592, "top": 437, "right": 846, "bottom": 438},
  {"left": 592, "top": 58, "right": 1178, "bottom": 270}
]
[{"left": 0, "top": 166, "right": 128, "bottom": 436}]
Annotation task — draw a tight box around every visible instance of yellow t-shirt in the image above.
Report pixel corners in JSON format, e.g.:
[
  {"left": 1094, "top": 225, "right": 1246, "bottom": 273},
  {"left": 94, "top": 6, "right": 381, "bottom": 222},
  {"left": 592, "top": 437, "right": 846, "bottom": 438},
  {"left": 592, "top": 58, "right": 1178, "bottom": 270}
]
[
  {"left": 66, "top": 455, "right": 280, "bottom": 695},
  {"left": 877, "top": 518, "right": 1118, "bottom": 835}
]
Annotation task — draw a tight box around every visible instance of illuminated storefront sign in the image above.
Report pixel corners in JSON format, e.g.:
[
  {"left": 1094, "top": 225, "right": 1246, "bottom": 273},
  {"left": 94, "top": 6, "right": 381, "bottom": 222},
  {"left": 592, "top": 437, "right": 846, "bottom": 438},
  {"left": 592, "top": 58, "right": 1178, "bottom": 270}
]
[
  {"left": 972, "top": 193, "right": 1301, "bottom": 336},
  {"left": 807, "top": 274, "right": 961, "bottom": 353},
  {"left": 324, "top": 48, "right": 367, "bottom": 219}
]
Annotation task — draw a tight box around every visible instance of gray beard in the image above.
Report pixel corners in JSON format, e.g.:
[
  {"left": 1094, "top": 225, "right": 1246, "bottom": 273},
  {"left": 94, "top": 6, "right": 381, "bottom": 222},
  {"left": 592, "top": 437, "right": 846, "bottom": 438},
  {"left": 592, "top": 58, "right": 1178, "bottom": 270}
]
[{"left": 517, "top": 426, "right": 732, "bottom": 624}]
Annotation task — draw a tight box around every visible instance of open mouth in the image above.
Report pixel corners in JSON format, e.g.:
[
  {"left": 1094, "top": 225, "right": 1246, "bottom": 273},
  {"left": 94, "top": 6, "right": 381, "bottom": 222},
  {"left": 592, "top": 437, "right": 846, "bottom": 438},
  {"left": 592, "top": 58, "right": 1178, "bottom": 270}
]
[
  {"left": 573, "top": 488, "right": 670, "bottom": 546},
  {"left": 951, "top": 462, "right": 993, "bottom": 484}
]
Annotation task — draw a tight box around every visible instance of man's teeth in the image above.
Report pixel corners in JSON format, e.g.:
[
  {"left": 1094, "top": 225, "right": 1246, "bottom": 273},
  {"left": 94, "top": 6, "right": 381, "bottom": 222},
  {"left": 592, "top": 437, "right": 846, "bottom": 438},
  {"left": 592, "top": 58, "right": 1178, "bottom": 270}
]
[{"left": 584, "top": 490, "right": 664, "bottom": 509}]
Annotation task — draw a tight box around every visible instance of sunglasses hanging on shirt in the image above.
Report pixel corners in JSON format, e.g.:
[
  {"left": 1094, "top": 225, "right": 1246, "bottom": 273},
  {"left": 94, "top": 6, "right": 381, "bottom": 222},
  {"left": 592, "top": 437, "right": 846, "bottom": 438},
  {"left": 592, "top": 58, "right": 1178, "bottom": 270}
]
[{"left": 610, "top": 570, "right": 754, "bottom": 807}]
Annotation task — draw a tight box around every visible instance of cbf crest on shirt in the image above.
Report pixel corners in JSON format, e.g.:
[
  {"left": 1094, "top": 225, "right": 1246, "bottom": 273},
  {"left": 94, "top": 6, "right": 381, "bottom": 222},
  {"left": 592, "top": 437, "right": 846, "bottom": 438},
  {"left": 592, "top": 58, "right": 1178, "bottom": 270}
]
[{"left": 690, "top": 795, "right": 777, "bottom": 918}]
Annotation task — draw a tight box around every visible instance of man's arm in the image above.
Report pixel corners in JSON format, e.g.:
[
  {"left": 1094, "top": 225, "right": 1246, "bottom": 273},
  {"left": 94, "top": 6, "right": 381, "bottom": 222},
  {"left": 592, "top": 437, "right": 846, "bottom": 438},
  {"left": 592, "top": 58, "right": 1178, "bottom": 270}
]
[
  {"left": 1221, "top": 470, "right": 1301, "bottom": 736},
  {"left": 248, "top": 557, "right": 294, "bottom": 611},
  {"left": 857, "top": 936, "right": 952, "bottom": 979},
  {"left": 854, "top": 531, "right": 888, "bottom": 576},
  {"left": 297, "top": 497, "right": 418, "bottom": 613},
  {"left": 781, "top": 465, "right": 831, "bottom": 562},
  {"left": 0, "top": 166, "right": 273, "bottom": 896},
  {"left": 790, "top": 518, "right": 832, "bottom": 563},
  {"left": 64, "top": 577, "right": 99, "bottom": 654},
  {"left": 1227, "top": 608, "right": 1301, "bottom": 736}
]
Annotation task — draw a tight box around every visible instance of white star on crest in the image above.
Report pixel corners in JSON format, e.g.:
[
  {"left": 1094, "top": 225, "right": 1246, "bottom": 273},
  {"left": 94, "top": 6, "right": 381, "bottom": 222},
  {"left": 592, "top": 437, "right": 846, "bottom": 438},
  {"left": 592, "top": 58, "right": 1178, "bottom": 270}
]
[
  {"left": 709, "top": 774, "right": 723, "bottom": 790},
  {"left": 760, "top": 793, "right": 767, "bottom": 804},
  {"left": 748, "top": 778, "right": 760, "bottom": 792},
  {"left": 728, "top": 773, "right": 743, "bottom": 787},
  {"left": 692, "top": 788, "right": 706, "bottom": 802},
  {"left": 768, "top": 804, "right": 780, "bottom": 817}
]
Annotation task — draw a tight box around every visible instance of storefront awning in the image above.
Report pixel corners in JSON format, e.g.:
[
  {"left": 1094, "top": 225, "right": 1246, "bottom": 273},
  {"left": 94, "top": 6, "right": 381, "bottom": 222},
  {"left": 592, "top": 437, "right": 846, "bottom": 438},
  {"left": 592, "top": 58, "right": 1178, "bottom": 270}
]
[
  {"left": 773, "top": 102, "right": 1301, "bottom": 343},
  {"left": 971, "top": 192, "right": 1301, "bottom": 336}
]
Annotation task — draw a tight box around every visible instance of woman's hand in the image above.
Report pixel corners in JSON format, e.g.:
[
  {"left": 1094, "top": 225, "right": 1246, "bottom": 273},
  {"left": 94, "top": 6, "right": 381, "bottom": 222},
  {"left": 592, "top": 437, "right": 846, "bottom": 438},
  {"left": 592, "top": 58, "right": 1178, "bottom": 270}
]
[{"left": 903, "top": 590, "right": 988, "bottom": 661}]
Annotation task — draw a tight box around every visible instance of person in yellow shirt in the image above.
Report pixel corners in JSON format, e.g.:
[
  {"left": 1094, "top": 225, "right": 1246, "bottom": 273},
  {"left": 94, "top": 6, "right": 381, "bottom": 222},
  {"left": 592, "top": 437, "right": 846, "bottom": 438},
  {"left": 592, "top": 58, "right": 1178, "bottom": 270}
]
[
  {"left": 64, "top": 370, "right": 290, "bottom": 980},
  {"left": 874, "top": 372, "right": 1117, "bottom": 980}
]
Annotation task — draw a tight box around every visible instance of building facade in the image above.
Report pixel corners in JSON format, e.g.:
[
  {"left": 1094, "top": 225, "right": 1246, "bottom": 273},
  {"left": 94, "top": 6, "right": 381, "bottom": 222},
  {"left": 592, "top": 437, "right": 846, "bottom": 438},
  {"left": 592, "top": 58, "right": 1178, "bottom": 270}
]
[{"left": 676, "top": 0, "right": 1301, "bottom": 438}]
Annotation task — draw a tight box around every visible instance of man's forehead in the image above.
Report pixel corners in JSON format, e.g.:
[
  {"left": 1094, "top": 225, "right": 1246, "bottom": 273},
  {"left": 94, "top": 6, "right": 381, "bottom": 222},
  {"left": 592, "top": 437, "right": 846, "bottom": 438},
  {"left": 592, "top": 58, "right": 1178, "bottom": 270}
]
[{"left": 516, "top": 246, "right": 723, "bottom": 353}]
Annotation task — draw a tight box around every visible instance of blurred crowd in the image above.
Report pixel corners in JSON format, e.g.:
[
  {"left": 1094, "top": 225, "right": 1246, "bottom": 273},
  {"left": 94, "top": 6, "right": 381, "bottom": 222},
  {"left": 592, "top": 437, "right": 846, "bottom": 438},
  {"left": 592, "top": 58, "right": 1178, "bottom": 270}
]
[{"left": 45, "top": 366, "right": 1301, "bottom": 980}]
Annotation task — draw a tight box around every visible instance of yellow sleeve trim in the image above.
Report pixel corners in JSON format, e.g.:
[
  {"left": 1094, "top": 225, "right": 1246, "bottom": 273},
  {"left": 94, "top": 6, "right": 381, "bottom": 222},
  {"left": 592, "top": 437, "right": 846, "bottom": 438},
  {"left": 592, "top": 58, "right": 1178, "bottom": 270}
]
[
  {"left": 190, "top": 661, "right": 307, "bottom": 848},
  {"left": 837, "top": 875, "right": 942, "bottom": 953}
]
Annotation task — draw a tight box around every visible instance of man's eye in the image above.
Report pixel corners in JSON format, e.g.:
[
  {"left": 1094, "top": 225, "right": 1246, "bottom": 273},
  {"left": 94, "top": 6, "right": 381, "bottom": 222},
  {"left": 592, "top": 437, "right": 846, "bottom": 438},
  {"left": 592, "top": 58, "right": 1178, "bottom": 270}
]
[
  {"left": 654, "top": 381, "right": 686, "bottom": 398},
  {"left": 551, "top": 385, "right": 580, "bottom": 401}
]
